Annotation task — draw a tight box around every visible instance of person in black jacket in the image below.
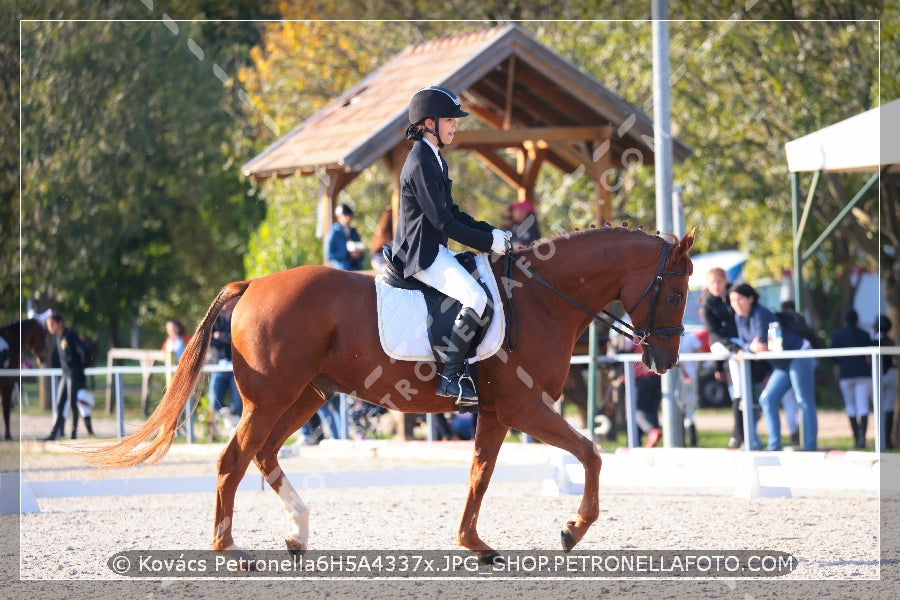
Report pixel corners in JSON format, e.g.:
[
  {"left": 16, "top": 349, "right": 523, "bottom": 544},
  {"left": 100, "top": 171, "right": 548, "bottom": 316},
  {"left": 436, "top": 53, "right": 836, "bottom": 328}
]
[
  {"left": 210, "top": 298, "right": 242, "bottom": 420},
  {"left": 44, "top": 313, "right": 86, "bottom": 441},
  {"left": 702, "top": 268, "right": 751, "bottom": 447},
  {"left": 831, "top": 307, "right": 875, "bottom": 449},
  {"left": 392, "top": 86, "right": 510, "bottom": 411}
]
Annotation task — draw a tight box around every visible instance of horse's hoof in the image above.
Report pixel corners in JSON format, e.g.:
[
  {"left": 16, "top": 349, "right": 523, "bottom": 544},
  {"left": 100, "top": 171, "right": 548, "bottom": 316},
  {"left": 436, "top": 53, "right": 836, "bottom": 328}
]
[
  {"left": 477, "top": 551, "right": 503, "bottom": 566},
  {"left": 285, "top": 537, "right": 305, "bottom": 556},
  {"left": 561, "top": 528, "right": 577, "bottom": 552}
]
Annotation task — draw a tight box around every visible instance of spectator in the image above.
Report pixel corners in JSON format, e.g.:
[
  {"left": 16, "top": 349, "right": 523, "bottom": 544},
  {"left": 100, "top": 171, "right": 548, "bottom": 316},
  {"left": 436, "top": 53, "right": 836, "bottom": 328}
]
[
  {"left": 327, "top": 203, "right": 364, "bottom": 271},
  {"left": 619, "top": 333, "right": 662, "bottom": 447},
  {"left": 506, "top": 200, "right": 542, "bottom": 250},
  {"left": 677, "top": 330, "right": 703, "bottom": 447},
  {"left": 700, "top": 267, "right": 746, "bottom": 448},
  {"left": 874, "top": 315, "right": 897, "bottom": 450},
  {"left": 369, "top": 206, "right": 393, "bottom": 274},
  {"left": 777, "top": 300, "right": 810, "bottom": 445},
  {"left": 730, "top": 283, "right": 817, "bottom": 451},
  {"left": 210, "top": 298, "right": 242, "bottom": 428},
  {"left": 831, "top": 307, "right": 874, "bottom": 449},
  {"left": 451, "top": 412, "right": 474, "bottom": 440},
  {"left": 347, "top": 399, "right": 388, "bottom": 441},
  {"left": 75, "top": 389, "right": 95, "bottom": 436},
  {"left": 44, "top": 313, "right": 86, "bottom": 441},
  {"left": 162, "top": 319, "right": 190, "bottom": 362}
]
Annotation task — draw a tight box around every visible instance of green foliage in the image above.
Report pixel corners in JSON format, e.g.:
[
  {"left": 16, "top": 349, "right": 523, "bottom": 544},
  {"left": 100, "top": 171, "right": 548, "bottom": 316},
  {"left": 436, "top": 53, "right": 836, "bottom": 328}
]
[
  {"left": 7, "top": 1, "right": 891, "bottom": 349},
  {"left": 15, "top": 9, "right": 273, "bottom": 345}
]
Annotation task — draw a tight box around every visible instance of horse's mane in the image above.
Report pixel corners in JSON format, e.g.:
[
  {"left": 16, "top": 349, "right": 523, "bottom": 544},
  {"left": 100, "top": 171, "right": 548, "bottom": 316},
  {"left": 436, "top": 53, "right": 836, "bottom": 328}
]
[{"left": 513, "top": 224, "right": 671, "bottom": 259}]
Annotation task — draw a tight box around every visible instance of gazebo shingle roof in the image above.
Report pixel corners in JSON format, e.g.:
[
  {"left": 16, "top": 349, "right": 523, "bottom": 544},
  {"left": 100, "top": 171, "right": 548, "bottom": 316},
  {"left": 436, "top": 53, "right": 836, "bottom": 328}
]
[{"left": 242, "top": 24, "right": 689, "bottom": 181}]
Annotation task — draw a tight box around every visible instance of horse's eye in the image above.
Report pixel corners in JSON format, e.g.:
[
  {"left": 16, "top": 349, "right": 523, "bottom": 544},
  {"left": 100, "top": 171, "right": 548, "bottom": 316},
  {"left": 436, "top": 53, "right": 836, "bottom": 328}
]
[{"left": 667, "top": 294, "right": 683, "bottom": 305}]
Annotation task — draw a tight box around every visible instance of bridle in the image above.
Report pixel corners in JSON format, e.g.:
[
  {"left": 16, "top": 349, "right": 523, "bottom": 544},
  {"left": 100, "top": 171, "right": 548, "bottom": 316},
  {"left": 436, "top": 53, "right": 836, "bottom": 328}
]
[{"left": 502, "top": 240, "right": 687, "bottom": 351}]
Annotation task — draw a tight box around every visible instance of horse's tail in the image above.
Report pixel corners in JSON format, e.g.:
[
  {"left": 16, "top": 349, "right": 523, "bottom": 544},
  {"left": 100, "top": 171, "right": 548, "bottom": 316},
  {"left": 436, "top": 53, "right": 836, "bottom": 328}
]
[{"left": 83, "top": 281, "right": 250, "bottom": 470}]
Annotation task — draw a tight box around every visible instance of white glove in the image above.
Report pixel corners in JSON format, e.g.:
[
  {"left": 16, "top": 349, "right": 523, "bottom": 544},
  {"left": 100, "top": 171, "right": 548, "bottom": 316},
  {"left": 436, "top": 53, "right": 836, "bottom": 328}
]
[{"left": 491, "top": 229, "right": 509, "bottom": 254}]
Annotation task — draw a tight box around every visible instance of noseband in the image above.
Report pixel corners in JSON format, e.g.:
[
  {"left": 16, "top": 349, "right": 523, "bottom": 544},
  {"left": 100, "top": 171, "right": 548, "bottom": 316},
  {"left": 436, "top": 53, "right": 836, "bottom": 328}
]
[{"left": 503, "top": 241, "right": 687, "bottom": 351}]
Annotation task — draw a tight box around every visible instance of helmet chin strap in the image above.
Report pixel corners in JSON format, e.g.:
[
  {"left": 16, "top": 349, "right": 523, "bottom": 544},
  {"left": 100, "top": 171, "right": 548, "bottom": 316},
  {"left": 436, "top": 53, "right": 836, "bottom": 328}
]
[{"left": 424, "top": 119, "right": 444, "bottom": 148}]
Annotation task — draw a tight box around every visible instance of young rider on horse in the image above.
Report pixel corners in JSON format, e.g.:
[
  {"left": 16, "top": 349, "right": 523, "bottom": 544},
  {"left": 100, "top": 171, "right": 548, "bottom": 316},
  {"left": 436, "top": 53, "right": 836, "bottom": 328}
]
[{"left": 392, "top": 86, "right": 510, "bottom": 411}]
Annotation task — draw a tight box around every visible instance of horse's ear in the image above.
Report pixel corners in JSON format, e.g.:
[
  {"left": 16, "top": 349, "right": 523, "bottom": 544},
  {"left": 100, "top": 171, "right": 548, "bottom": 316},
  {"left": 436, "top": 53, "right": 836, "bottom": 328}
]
[{"left": 674, "top": 227, "right": 697, "bottom": 260}]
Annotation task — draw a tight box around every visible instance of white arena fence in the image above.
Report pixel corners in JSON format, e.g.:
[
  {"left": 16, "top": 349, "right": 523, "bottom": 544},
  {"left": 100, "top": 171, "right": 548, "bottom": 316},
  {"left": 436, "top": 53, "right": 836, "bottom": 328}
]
[{"left": 2, "top": 346, "right": 898, "bottom": 450}]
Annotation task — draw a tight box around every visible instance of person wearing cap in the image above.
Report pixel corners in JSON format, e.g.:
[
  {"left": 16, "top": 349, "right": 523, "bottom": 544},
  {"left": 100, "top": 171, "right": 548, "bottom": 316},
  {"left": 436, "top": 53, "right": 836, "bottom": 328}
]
[
  {"left": 392, "top": 86, "right": 510, "bottom": 411},
  {"left": 44, "top": 312, "right": 87, "bottom": 441},
  {"left": 326, "top": 203, "right": 365, "bottom": 271},
  {"left": 507, "top": 200, "right": 541, "bottom": 250}
]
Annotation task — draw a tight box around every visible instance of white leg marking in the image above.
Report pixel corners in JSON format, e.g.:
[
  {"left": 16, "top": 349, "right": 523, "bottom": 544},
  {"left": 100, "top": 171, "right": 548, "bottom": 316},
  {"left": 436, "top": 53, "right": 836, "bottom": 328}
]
[{"left": 269, "top": 470, "right": 309, "bottom": 548}]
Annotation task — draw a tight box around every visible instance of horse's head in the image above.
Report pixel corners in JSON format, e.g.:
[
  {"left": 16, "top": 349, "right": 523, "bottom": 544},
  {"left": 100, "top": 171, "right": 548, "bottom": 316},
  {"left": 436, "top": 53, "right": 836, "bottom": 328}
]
[
  {"left": 22, "top": 318, "right": 48, "bottom": 360},
  {"left": 621, "top": 229, "right": 695, "bottom": 374}
]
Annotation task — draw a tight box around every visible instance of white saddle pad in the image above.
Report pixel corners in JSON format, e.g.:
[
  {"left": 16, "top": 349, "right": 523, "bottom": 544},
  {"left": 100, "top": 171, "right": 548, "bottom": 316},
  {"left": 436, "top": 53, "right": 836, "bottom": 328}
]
[{"left": 375, "top": 252, "right": 505, "bottom": 363}]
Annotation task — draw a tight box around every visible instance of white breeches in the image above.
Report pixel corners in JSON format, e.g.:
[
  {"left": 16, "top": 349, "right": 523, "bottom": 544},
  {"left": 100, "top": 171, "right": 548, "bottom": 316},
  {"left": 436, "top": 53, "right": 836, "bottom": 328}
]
[
  {"left": 840, "top": 377, "right": 872, "bottom": 417},
  {"left": 412, "top": 246, "right": 487, "bottom": 316}
]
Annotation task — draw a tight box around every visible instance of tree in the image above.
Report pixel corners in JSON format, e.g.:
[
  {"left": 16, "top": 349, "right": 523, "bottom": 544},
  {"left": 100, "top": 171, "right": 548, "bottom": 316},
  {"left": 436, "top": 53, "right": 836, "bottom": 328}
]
[
  {"left": 17, "top": 8, "right": 273, "bottom": 345},
  {"left": 532, "top": 13, "right": 882, "bottom": 336}
]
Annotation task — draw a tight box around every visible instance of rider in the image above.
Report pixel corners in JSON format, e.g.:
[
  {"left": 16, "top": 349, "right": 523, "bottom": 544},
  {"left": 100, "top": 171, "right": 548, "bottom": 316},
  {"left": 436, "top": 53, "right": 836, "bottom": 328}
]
[{"left": 392, "top": 86, "right": 510, "bottom": 411}]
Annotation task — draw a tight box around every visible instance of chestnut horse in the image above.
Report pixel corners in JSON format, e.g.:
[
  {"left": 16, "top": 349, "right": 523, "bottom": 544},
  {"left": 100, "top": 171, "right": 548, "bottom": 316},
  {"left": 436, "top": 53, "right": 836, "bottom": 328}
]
[
  {"left": 87, "top": 226, "right": 695, "bottom": 561},
  {"left": 0, "top": 319, "right": 48, "bottom": 440}
]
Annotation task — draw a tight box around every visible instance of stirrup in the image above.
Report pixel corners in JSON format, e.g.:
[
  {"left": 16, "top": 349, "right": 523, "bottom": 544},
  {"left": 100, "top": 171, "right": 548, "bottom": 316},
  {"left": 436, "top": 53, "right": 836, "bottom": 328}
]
[
  {"left": 454, "top": 373, "right": 478, "bottom": 403},
  {"left": 437, "top": 373, "right": 478, "bottom": 401}
]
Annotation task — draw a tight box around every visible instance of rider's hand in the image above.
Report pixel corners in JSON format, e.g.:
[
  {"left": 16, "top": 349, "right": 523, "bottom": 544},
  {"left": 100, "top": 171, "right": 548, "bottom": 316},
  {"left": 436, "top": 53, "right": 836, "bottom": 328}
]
[{"left": 491, "top": 229, "right": 509, "bottom": 254}]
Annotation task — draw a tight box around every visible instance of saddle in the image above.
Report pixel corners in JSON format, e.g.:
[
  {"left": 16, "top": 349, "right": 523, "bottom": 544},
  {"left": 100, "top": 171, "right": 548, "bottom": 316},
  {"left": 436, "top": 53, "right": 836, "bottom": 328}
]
[{"left": 376, "top": 246, "right": 501, "bottom": 363}]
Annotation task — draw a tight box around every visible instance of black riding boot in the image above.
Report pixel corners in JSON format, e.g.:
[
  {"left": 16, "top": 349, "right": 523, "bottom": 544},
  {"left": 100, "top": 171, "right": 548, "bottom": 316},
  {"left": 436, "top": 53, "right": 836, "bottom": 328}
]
[
  {"left": 45, "top": 415, "right": 65, "bottom": 441},
  {"left": 436, "top": 307, "right": 484, "bottom": 412},
  {"left": 849, "top": 416, "right": 860, "bottom": 449},
  {"left": 83, "top": 416, "right": 94, "bottom": 436},
  {"left": 886, "top": 412, "right": 895, "bottom": 450},
  {"left": 70, "top": 407, "right": 79, "bottom": 440},
  {"left": 857, "top": 415, "right": 868, "bottom": 449}
]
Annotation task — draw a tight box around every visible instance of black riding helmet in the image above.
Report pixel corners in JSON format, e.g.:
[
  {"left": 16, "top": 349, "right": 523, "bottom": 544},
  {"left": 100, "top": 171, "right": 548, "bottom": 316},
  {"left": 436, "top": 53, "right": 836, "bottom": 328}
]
[{"left": 406, "top": 86, "right": 468, "bottom": 147}]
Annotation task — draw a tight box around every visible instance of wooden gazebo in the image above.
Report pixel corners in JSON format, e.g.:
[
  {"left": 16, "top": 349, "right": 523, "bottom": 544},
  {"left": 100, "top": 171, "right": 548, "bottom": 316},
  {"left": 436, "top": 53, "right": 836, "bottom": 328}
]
[{"left": 242, "top": 23, "right": 691, "bottom": 250}]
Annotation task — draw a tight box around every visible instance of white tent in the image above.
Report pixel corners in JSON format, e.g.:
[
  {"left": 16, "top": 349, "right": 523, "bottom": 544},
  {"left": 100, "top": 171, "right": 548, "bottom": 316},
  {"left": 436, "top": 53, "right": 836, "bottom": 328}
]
[
  {"left": 687, "top": 250, "right": 747, "bottom": 290},
  {"left": 783, "top": 99, "right": 898, "bottom": 308},
  {"left": 785, "top": 99, "right": 900, "bottom": 173}
]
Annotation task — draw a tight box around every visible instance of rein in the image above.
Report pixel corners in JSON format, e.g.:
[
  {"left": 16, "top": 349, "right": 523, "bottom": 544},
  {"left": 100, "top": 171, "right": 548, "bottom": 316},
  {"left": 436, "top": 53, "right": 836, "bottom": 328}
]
[{"left": 502, "top": 241, "right": 686, "bottom": 352}]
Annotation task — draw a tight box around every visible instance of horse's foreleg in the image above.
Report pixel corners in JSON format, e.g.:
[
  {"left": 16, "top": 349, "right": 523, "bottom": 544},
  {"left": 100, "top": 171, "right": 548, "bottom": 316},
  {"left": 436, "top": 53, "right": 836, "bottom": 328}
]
[
  {"left": 457, "top": 411, "right": 509, "bottom": 562},
  {"left": 503, "top": 398, "right": 602, "bottom": 552},
  {"left": 253, "top": 387, "right": 325, "bottom": 555}
]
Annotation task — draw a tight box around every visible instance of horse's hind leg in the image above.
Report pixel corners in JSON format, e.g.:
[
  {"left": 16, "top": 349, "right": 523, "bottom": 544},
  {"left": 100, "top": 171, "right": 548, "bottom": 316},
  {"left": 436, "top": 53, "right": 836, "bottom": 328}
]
[
  {"left": 252, "top": 386, "right": 324, "bottom": 555},
  {"left": 457, "top": 410, "right": 510, "bottom": 562},
  {"left": 502, "top": 397, "right": 603, "bottom": 552},
  {"left": 213, "top": 402, "right": 294, "bottom": 555}
]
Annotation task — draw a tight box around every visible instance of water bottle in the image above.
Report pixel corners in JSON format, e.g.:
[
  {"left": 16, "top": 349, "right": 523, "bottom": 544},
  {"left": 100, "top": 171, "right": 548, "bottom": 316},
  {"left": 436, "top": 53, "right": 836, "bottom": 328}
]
[{"left": 767, "top": 321, "right": 783, "bottom": 351}]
